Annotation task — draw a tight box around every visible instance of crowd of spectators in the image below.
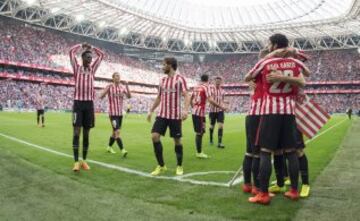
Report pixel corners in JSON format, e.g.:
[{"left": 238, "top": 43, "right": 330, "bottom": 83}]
[
  {"left": 1, "top": 17, "right": 359, "bottom": 114},
  {"left": 1, "top": 79, "right": 358, "bottom": 113},
  {"left": 1, "top": 18, "right": 359, "bottom": 85},
  {"left": 0, "top": 80, "right": 155, "bottom": 113}
]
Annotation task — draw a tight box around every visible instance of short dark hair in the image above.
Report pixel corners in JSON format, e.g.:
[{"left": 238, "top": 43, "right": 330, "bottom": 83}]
[
  {"left": 215, "top": 76, "right": 222, "bottom": 80},
  {"left": 81, "top": 50, "right": 92, "bottom": 58},
  {"left": 164, "top": 57, "right": 177, "bottom": 71},
  {"left": 112, "top": 72, "right": 119, "bottom": 78},
  {"left": 200, "top": 74, "right": 209, "bottom": 82},
  {"left": 269, "top": 33, "right": 289, "bottom": 49}
]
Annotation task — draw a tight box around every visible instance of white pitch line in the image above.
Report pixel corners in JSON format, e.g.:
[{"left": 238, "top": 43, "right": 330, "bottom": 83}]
[
  {"left": 178, "top": 171, "right": 236, "bottom": 179},
  {"left": 304, "top": 118, "right": 347, "bottom": 145},
  {"left": 0, "top": 132, "right": 231, "bottom": 187}
]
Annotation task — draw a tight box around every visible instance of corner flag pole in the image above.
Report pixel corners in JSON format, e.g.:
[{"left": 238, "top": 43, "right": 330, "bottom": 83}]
[{"left": 228, "top": 166, "right": 243, "bottom": 187}]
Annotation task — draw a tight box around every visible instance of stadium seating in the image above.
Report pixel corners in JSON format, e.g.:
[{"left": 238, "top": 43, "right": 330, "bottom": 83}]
[{"left": 0, "top": 18, "right": 359, "bottom": 113}]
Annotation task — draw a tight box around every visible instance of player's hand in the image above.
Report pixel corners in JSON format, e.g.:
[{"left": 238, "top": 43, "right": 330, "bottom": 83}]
[
  {"left": 222, "top": 106, "right": 229, "bottom": 112},
  {"left": 285, "top": 47, "right": 297, "bottom": 57},
  {"left": 248, "top": 81, "right": 256, "bottom": 90},
  {"left": 147, "top": 112, "right": 152, "bottom": 122},
  {"left": 267, "top": 71, "right": 283, "bottom": 83},
  {"left": 181, "top": 111, "right": 188, "bottom": 121},
  {"left": 82, "top": 43, "right": 91, "bottom": 50}
]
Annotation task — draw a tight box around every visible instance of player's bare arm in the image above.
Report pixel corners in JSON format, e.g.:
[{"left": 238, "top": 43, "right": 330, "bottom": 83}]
[
  {"left": 147, "top": 94, "right": 161, "bottom": 122},
  {"left": 208, "top": 96, "right": 227, "bottom": 111},
  {"left": 244, "top": 71, "right": 255, "bottom": 82},
  {"left": 302, "top": 65, "right": 311, "bottom": 77},
  {"left": 259, "top": 44, "right": 271, "bottom": 59},
  {"left": 182, "top": 91, "right": 191, "bottom": 121},
  {"left": 99, "top": 85, "right": 110, "bottom": 99},
  {"left": 190, "top": 92, "right": 194, "bottom": 108},
  {"left": 124, "top": 81, "right": 131, "bottom": 99},
  {"left": 248, "top": 80, "right": 257, "bottom": 90},
  {"left": 267, "top": 71, "right": 306, "bottom": 88}
]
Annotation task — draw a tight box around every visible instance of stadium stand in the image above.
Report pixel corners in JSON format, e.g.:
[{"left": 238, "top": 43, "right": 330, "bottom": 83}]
[{"left": 0, "top": 17, "right": 359, "bottom": 113}]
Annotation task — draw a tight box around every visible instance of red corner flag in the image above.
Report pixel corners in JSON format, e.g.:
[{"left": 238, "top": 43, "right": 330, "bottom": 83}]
[{"left": 295, "top": 95, "right": 331, "bottom": 139}]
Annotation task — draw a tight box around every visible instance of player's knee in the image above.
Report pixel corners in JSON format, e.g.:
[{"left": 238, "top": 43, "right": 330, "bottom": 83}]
[
  {"left": 151, "top": 133, "right": 160, "bottom": 142},
  {"left": 73, "top": 127, "right": 81, "bottom": 136},
  {"left": 114, "top": 130, "right": 120, "bottom": 138},
  {"left": 83, "top": 128, "right": 90, "bottom": 135},
  {"left": 218, "top": 123, "right": 224, "bottom": 129},
  {"left": 297, "top": 149, "right": 304, "bottom": 157},
  {"left": 174, "top": 138, "right": 182, "bottom": 146}
]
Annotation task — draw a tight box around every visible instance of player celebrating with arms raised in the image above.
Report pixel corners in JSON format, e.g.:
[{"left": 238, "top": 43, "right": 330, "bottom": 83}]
[
  {"left": 147, "top": 57, "right": 190, "bottom": 176},
  {"left": 69, "top": 42, "right": 104, "bottom": 172},
  {"left": 100, "top": 72, "right": 131, "bottom": 157}
]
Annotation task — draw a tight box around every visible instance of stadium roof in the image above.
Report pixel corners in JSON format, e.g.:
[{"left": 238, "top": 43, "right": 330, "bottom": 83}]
[{"left": 1, "top": 0, "right": 360, "bottom": 53}]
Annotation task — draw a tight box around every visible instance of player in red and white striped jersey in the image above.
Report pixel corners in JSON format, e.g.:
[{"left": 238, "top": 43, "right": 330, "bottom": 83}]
[
  {"left": 265, "top": 48, "right": 312, "bottom": 198},
  {"left": 147, "top": 57, "right": 191, "bottom": 176},
  {"left": 245, "top": 34, "right": 310, "bottom": 204},
  {"left": 35, "top": 91, "right": 45, "bottom": 127},
  {"left": 69, "top": 43, "right": 105, "bottom": 172},
  {"left": 191, "top": 74, "right": 227, "bottom": 159},
  {"left": 242, "top": 74, "right": 264, "bottom": 194},
  {"left": 100, "top": 72, "right": 131, "bottom": 157},
  {"left": 208, "top": 77, "right": 228, "bottom": 148}
]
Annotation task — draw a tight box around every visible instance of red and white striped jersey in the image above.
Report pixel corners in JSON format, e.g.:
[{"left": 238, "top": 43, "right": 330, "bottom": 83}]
[
  {"left": 107, "top": 83, "right": 128, "bottom": 116},
  {"left": 249, "top": 57, "right": 306, "bottom": 115},
  {"left": 209, "top": 85, "right": 225, "bottom": 113},
  {"left": 36, "top": 95, "right": 45, "bottom": 110},
  {"left": 192, "top": 83, "right": 211, "bottom": 117},
  {"left": 157, "top": 74, "right": 188, "bottom": 120},
  {"left": 69, "top": 44, "right": 104, "bottom": 101},
  {"left": 248, "top": 75, "right": 263, "bottom": 116}
]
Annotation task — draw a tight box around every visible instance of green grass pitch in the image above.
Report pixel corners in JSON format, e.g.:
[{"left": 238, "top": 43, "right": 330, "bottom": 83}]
[{"left": 0, "top": 112, "right": 351, "bottom": 220}]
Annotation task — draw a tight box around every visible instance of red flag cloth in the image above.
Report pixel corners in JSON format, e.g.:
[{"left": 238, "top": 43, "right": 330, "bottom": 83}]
[{"left": 295, "top": 95, "right": 331, "bottom": 138}]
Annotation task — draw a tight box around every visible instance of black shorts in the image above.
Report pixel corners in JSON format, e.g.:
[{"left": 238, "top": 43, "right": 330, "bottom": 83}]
[
  {"left": 37, "top": 109, "right": 44, "bottom": 115},
  {"left": 295, "top": 128, "right": 305, "bottom": 149},
  {"left": 257, "top": 114, "right": 297, "bottom": 151},
  {"left": 110, "top": 116, "right": 123, "bottom": 131},
  {"left": 151, "top": 117, "right": 182, "bottom": 138},
  {"left": 209, "top": 111, "right": 225, "bottom": 125},
  {"left": 192, "top": 115, "right": 206, "bottom": 134},
  {"left": 72, "top": 100, "right": 95, "bottom": 128},
  {"left": 245, "top": 115, "right": 261, "bottom": 154}
]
